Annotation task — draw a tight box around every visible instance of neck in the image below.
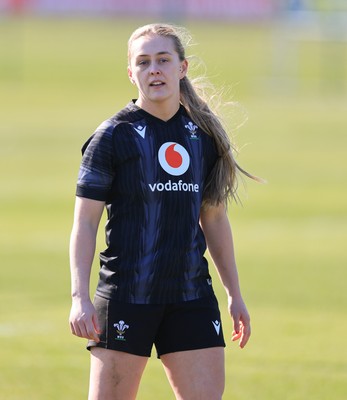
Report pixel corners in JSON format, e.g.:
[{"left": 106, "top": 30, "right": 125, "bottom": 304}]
[{"left": 135, "top": 98, "right": 180, "bottom": 122}]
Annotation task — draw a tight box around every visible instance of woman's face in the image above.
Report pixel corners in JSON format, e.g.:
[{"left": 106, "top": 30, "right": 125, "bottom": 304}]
[{"left": 128, "top": 34, "right": 187, "bottom": 109}]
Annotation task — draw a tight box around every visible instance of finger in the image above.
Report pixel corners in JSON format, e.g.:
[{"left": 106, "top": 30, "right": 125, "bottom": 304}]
[
  {"left": 86, "top": 327, "right": 100, "bottom": 342},
  {"left": 92, "top": 313, "right": 101, "bottom": 335},
  {"left": 231, "top": 328, "right": 242, "bottom": 342},
  {"left": 69, "top": 314, "right": 78, "bottom": 336},
  {"left": 70, "top": 321, "right": 77, "bottom": 336},
  {"left": 233, "top": 315, "right": 240, "bottom": 335},
  {"left": 73, "top": 314, "right": 94, "bottom": 339},
  {"left": 70, "top": 314, "right": 97, "bottom": 341},
  {"left": 239, "top": 324, "right": 251, "bottom": 349},
  {"left": 70, "top": 321, "right": 83, "bottom": 338},
  {"left": 77, "top": 318, "right": 96, "bottom": 341},
  {"left": 86, "top": 323, "right": 100, "bottom": 342},
  {"left": 81, "top": 314, "right": 100, "bottom": 342}
]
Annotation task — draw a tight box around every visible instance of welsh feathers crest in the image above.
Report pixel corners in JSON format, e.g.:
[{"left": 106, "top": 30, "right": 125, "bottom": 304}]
[
  {"left": 114, "top": 320, "right": 129, "bottom": 341},
  {"left": 185, "top": 121, "right": 198, "bottom": 139}
]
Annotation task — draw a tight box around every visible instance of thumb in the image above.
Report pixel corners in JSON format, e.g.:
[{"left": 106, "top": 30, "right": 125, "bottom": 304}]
[{"left": 92, "top": 313, "right": 101, "bottom": 334}]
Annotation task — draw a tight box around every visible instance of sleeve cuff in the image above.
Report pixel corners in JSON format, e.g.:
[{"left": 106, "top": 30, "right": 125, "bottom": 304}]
[{"left": 76, "top": 185, "right": 108, "bottom": 201}]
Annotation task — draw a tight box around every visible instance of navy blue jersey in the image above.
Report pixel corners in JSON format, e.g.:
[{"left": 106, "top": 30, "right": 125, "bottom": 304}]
[{"left": 76, "top": 101, "right": 218, "bottom": 304}]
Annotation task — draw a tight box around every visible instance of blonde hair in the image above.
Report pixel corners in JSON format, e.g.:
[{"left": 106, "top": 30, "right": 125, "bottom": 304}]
[{"left": 128, "top": 23, "right": 258, "bottom": 206}]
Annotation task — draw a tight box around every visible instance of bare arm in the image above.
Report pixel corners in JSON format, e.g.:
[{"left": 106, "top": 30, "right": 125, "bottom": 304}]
[
  {"left": 200, "top": 203, "right": 251, "bottom": 348},
  {"left": 69, "top": 196, "right": 105, "bottom": 342}
]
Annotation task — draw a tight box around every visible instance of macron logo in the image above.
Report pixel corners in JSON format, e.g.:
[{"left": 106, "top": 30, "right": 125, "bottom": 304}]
[
  {"left": 134, "top": 125, "right": 146, "bottom": 138},
  {"left": 212, "top": 320, "right": 221, "bottom": 335}
]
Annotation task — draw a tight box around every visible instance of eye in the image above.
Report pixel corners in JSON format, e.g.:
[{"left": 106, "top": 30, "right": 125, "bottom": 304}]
[
  {"left": 159, "top": 58, "right": 169, "bottom": 64},
  {"left": 137, "top": 60, "right": 149, "bottom": 66}
]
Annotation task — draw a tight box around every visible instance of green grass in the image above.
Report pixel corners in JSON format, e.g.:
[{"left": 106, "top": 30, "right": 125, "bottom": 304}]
[{"left": 0, "top": 16, "right": 346, "bottom": 399}]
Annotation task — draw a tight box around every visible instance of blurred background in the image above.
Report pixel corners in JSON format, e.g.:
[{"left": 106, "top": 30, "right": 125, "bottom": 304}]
[{"left": 0, "top": 1, "right": 346, "bottom": 399}]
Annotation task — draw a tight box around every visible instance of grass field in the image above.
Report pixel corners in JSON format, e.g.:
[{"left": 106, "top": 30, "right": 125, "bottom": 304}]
[{"left": 0, "top": 16, "right": 346, "bottom": 399}]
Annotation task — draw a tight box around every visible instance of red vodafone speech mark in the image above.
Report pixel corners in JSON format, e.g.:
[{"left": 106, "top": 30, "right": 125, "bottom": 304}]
[
  {"left": 158, "top": 142, "right": 190, "bottom": 176},
  {"left": 165, "top": 144, "right": 183, "bottom": 168}
]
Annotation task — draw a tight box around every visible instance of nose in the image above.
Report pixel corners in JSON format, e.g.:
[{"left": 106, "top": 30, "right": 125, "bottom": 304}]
[{"left": 149, "top": 64, "right": 161, "bottom": 75}]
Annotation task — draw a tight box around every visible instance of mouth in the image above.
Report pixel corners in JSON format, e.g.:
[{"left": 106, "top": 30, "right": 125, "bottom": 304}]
[{"left": 150, "top": 81, "right": 165, "bottom": 87}]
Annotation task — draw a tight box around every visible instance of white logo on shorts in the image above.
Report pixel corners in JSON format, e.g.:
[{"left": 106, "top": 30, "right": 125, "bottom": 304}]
[
  {"left": 212, "top": 320, "right": 221, "bottom": 335},
  {"left": 114, "top": 320, "right": 129, "bottom": 341}
]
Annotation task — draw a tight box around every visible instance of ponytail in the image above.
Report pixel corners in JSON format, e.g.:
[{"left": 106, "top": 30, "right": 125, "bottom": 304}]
[{"left": 180, "top": 76, "right": 258, "bottom": 206}]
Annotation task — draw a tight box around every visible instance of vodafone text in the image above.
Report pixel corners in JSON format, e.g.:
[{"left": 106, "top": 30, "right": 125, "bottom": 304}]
[{"left": 148, "top": 180, "right": 199, "bottom": 193}]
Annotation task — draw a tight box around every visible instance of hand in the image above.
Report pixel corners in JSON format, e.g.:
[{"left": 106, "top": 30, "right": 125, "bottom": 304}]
[
  {"left": 229, "top": 296, "right": 251, "bottom": 349},
  {"left": 69, "top": 298, "right": 101, "bottom": 342}
]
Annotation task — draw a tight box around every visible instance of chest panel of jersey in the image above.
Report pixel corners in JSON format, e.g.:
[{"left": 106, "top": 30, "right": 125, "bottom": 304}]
[{"left": 77, "top": 104, "right": 217, "bottom": 304}]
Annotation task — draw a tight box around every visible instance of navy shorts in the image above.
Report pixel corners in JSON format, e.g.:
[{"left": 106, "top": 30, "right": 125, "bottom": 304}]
[{"left": 87, "top": 294, "right": 226, "bottom": 358}]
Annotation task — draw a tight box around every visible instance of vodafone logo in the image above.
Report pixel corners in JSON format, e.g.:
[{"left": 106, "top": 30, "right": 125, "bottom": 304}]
[
  {"left": 158, "top": 142, "right": 190, "bottom": 176},
  {"left": 149, "top": 142, "right": 199, "bottom": 193}
]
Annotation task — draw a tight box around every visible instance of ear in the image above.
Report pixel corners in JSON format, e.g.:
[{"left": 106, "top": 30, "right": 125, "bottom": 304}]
[
  {"left": 128, "top": 66, "right": 135, "bottom": 85},
  {"left": 179, "top": 59, "right": 188, "bottom": 79}
]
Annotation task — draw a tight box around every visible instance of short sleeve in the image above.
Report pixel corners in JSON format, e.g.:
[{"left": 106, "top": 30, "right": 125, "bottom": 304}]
[{"left": 76, "top": 121, "right": 115, "bottom": 201}]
